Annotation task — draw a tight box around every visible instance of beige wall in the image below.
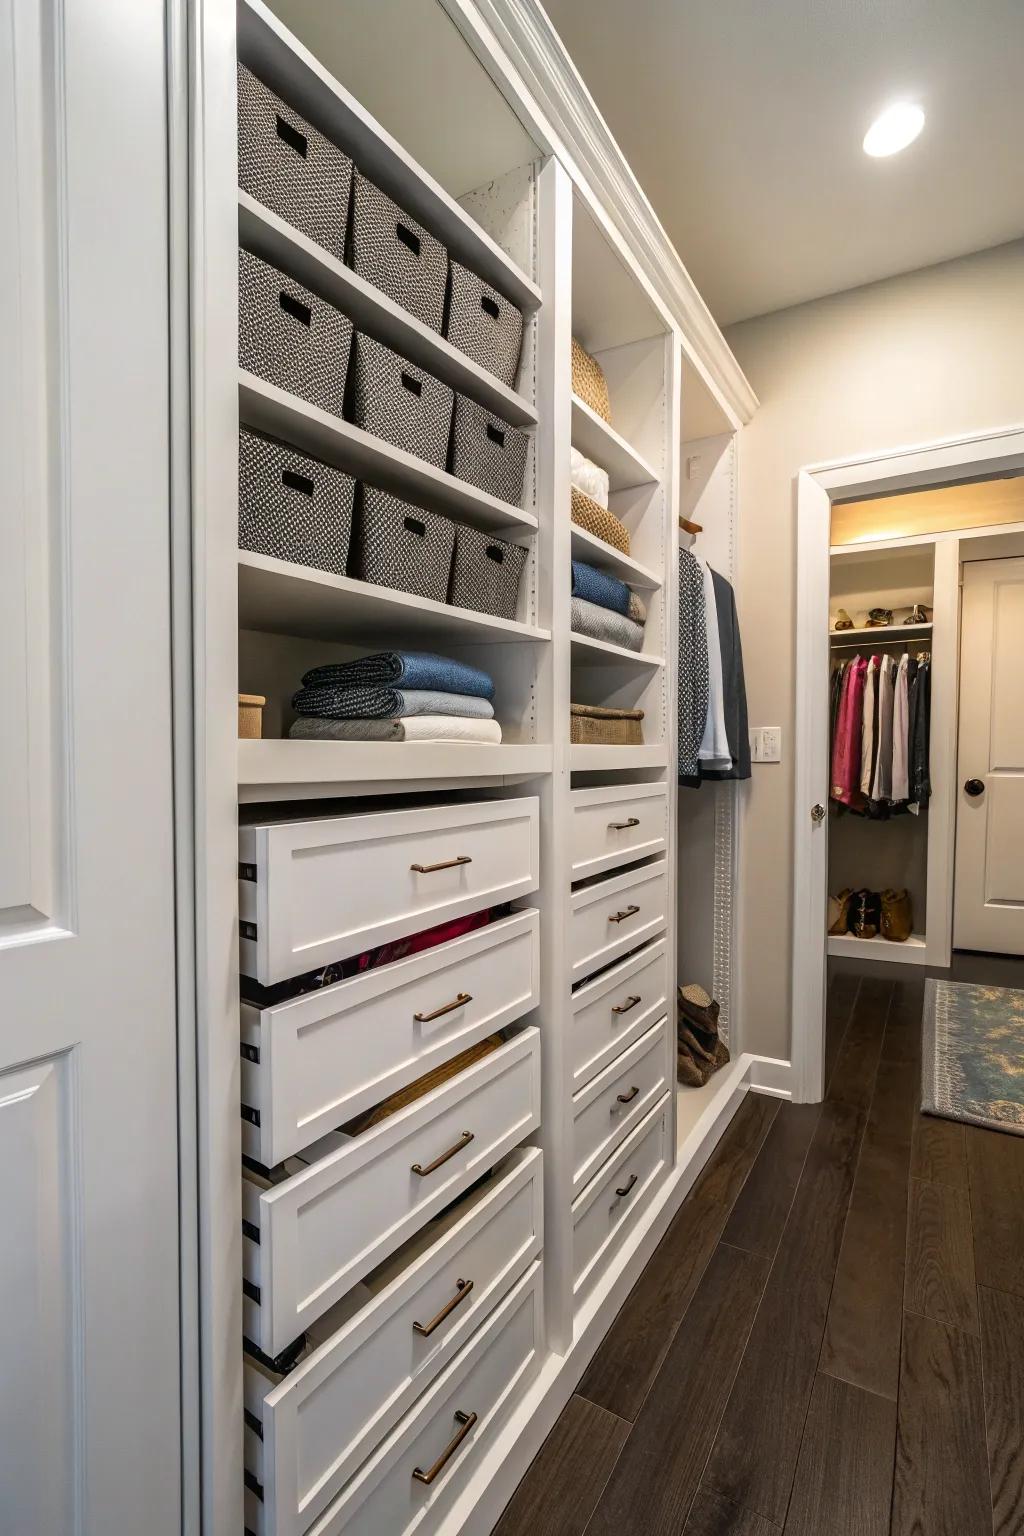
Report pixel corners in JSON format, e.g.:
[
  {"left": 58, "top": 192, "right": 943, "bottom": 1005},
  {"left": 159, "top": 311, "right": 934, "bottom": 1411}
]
[{"left": 725, "top": 239, "right": 1024, "bottom": 1062}]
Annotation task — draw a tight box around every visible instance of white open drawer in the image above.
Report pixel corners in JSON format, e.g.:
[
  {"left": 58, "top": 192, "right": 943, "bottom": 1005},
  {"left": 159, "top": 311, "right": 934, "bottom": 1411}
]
[
  {"left": 570, "top": 782, "right": 667, "bottom": 880},
  {"left": 242, "top": 909, "right": 540, "bottom": 1167},
  {"left": 239, "top": 797, "right": 540, "bottom": 985},
  {"left": 572, "top": 1093, "right": 672, "bottom": 1306},
  {"left": 245, "top": 1148, "right": 542, "bottom": 1536},
  {"left": 570, "top": 860, "right": 667, "bottom": 982},
  {"left": 243, "top": 1028, "right": 541, "bottom": 1357},
  {"left": 572, "top": 1018, "right": 669, "bottom": 1193},
  {"left": 570, "top": 937, "right": 668, "bottom": 1092},
  {"left": 285, "top": 1262, "right": 545, "bottom": 1536}
]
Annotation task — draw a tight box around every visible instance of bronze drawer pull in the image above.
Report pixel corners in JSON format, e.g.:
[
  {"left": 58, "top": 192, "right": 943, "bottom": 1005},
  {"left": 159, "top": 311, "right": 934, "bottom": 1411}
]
[
  {"left": 608, "top": 817, "right": 641, "bottom": 830},
  {"left": 410, "top": 855, "right": 472, "bottom": 874},
  {"left": 615, "top": 1085, "right": 640, "bottom": 1105},
  {"left": 412, "top": 1410, "right": 478, "bottom": 1485},
  {"left": 615, "top": 1173, "right": 638, "bottom": 1198},
  {"left": 414, "top": 992, "right": 472, "bottom": 1023},
  {"left": 609, "top": 904, "right": 640, "bottom": 924},
  {"left": 611, "top": 994, "right": 642, "bottom": 1016},
  {"left": 411, "top": 1130, "right": 474, "bottom": 1177},
  {"left": 412, "top": 1278, "right": 474, "bottom": 1337}
]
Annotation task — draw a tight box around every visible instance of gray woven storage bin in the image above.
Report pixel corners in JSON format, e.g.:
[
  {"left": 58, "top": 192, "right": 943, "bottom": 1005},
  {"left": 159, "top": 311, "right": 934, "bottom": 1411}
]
[
  {"left": 448, "top": 524, "right": 527, "bottom": 621},
  {"left": 349, "top": 171, "right": 447, "bottom": 332},
  {"left": 239, "top": 249, "right": 353, "bottom": 417},
  {"left": 237, "top": 65, "right": 352, "bottom": 260},
  {"left": 349, "top": 333, "right": 454, "bottom": 469},
  {"left": 238, "top": 428, "right": 354, "bottom": 574},
  {"left": 449, "top": 395, "right": 528, "bottom": 505},
  {"left": 444, "top": 261, "right": 524, "bottom": 389},
  {"left": 350, "top": 486, "right": 455, "bottom": 603}
]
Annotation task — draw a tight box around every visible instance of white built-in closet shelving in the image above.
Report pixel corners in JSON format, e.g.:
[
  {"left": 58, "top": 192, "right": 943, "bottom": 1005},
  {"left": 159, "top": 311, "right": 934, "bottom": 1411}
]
[{"left": 190, "top": 2, "right": 757, "bottom": 1532}]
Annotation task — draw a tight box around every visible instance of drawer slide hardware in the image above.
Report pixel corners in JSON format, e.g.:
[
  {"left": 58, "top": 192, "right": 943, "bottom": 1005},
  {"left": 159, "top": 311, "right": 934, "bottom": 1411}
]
[
  {"left": 608, "top": 904, "right": 640, "bottom": 924},
  {"left": 615, "top": 1173, "right": 638, "bottom": 1198},
  {"left": 412, "top": 1278, "right": 474, "bottom": 1337},
  {"left": 611, "top": 994, "right": 642, "bottom": 1016},
  {"left": 414, "top": 992, "right": 472, "bottom": 1023},
  {"left": 615, "top": 1085, "right": 640, "bottom": 1105},
  {"left": 410, "top": 855, "right": 472, "bottom": 874},
  {"left": 412, "top": 1410, "right": 478, "bottom": 1485},
  {"left": 608, "top": 817, "right": 641, "bottom": 830},
  {"left": 412, "top": 1130, "right": 475, "bottom": 1177}
]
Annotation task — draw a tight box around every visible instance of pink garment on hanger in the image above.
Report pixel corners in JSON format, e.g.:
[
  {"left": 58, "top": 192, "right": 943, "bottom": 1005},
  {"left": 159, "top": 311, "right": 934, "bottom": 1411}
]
[{"left": 831, "top": 655, "right": 867, "bottom": 808}]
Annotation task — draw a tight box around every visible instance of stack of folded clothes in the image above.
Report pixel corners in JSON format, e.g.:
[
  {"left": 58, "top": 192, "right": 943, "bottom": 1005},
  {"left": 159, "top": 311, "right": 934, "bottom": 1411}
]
[
  {"left": 288, "top": 650, "right": 501, "bottom": 743},
  {"left": 570, "top": 559, "right": 647, "bottom": 653}
]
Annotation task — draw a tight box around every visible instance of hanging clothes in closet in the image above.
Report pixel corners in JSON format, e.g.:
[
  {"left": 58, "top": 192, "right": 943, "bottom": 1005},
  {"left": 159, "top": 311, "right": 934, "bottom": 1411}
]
[
  {"left": 829, "top": 648, "right": 931, "bottom": 815},
  {"left": 678, "top": 547, "right": 750, "bottom": 787}
]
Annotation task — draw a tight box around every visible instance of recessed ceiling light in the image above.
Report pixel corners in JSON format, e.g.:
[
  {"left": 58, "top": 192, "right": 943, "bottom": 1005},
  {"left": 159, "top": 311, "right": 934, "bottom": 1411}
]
[{"left": 863, "top": 102, "right": 925, "bottom": 157}]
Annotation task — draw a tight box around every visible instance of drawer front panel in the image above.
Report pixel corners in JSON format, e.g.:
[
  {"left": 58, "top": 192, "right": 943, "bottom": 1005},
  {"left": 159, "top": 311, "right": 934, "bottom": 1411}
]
[
  {"left": 571, "top": 783, "right": 667, "bottom": 880},
  {"left": 570, "top": 938, "right": 668, "bottom": 1092},
  {"left": 570, "top": 861, "right": 667, "bottom": 982},
  {"left": 240, "top": 797, "right": 540, "bottom": 985},
  {"left": 572, "top": 1095, "right": 671, "bottom": 1305},
  {"left": 242, "top": 909, "right": 540, "bottom": 1167},
  {"left": 310, "top": 1262, "right": 544, "bottom": 1536},
  {"left": 250, "top": 1149, "right": 542, "bottom": 1536},
  {"left": 572, "top": 1019, "right": 668, "bottom": 1193},
  {"left": 244, "top": 1029, "right": 541, "bottom": 1356}
]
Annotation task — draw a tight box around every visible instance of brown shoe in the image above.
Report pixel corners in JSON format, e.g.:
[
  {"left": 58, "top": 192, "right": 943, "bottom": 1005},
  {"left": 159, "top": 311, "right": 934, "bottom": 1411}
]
[
  {"left": 880, "top": 888, "right": 913, "bottom": 942},
  {"left": 828, "top": 888, "right": 853, "bottom": 935}
]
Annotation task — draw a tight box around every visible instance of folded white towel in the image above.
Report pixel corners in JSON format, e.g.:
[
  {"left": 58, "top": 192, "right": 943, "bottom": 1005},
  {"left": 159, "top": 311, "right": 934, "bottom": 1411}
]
[
  {"left": 571, "top": 447, "right": 610, "bottom": 509},
  {"left": 400, "top": 715, "right": 502, "bottom": 743}
]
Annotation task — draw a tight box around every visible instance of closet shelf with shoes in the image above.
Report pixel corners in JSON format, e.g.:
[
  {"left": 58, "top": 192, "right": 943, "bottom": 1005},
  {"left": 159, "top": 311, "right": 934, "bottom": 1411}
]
[
  {"left": 829, "top": 620, "right": 932, "bottom": 644},
  {"left": 827, "top": 930, "right": 927, "bottom": 962}
]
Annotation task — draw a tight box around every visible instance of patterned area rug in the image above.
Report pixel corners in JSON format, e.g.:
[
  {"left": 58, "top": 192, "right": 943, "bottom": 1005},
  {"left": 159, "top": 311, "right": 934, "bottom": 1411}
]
[{"left": 922, "top": 979, "right": 1024, "bottom": 1134}]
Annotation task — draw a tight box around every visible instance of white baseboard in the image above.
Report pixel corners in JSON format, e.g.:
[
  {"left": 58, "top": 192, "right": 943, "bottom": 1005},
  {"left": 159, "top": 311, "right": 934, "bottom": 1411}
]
[{"left": 746, "top": 1054, "right": 794, "bottom": 1098}]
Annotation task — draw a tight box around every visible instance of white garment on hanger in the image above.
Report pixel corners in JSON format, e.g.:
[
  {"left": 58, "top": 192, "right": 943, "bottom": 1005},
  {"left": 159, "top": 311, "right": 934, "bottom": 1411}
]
[
  {"left": 871, "top": 654, "right": 897, "bottom": 801},
  {"left": 860, "top": 656, "right": 878, "bottom": 797},
  {"left": 696, "top": 554, "right": 731, "bottom": 768},
  {"left": 891, "top": 653, "right": 910, "bottom": 801}
]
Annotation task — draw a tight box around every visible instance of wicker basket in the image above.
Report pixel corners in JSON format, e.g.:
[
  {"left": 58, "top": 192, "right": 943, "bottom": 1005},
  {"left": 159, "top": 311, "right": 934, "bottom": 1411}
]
[
  {"left": 448, "top": 524, "right": 528, "bottom": 620},
  {"left": 350, "top": 485, "right": 455, "bottom": 603},
  {"left": 348, "top": 333, "right": 454, "bottom": 470},
  {"left": 449, "top": 395, "right": 528, "bottom": 505},
  {"left": 571, "top": 337, "right": 611, "bottom": 423},
  {"left": 237, "top": 64, "right": 352, "bottom": 261},
  {"left": 571, "top": 485, "right": 630, "bottom": 554},
  {"left": 570, "top": 703, "right": 644, "bottom": 746},
  {"left": 341, "top": 1034, "right": 503, "bottom": 1135},
  {"left": 349, "top": 171, "right": 447, "bottom": 333},
  {"left": 238, "top": 694, "right": 266, "bottom": 740},
  {"left": 238, "top": 428, "right": 355, "bottom": 574},
  {"left": 238, "top": 248, "right": 353, "bottom": 418},
  {"left": 444, "top": 260, "right": 525, "bottom": 389}
]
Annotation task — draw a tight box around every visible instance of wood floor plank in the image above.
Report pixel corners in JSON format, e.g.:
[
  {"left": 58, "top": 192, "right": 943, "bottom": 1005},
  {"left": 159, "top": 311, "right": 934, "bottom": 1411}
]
[
  {"left": 980, "top": 1284, "right": 1024, "bottom": 1536},
  {"left": 892, "top": 1311, "right": 991, "bottom": 1536},
  {"left": 824, "top": 972, "right": 861, "bottom": 1093},
  {"left": 968, "top": 1125, "right": 1024, "bottom": 1299},
  {"left": 819, "top": 1056, "right": 917, "bottom": 1399},
  {"left": 783, "top": 1374, "right": 896, "bottom": 1535},
  {"left": 492, "top": 1394, "right": 629, "bottom": 1536},
  {"left": 878, "top": 974, "right": 924, "bottom": 1067},
  {"left": 584, "top": 1242, "right": 770, "bottom": 1536},
  {"left": 911, "top": 1114, "right": 968, "bottom": 1188},
  {"left": 904, "top": 1176, "right": 980, "bottom": 1334},
  {"left": 702, "top": 1099, "right": 869, "bottom": 1527},
  {"left": 684, "top": 1488, "right": 781, "bottom": 1535},
  {"left": 826, "top": 977, "right": 893, "bottom": 1112},
  {"left": 577, "top": 1091, "right": 778, "bottom": 1420},
  {"left": 722, "top": 1101, "right": 821, "bottom": 1260}
]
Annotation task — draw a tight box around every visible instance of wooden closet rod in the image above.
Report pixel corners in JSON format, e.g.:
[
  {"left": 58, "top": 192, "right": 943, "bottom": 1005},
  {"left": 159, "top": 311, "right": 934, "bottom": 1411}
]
[{"left": 679, "top": 517, "right": 702, "bottom": 535}]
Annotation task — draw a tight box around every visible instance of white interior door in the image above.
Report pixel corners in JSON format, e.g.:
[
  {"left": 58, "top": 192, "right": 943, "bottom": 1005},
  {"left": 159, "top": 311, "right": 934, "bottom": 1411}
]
[
  {"left": 0, "top": 2, "right": 183, "bottom": 1532},
  {"left": 954, "top": 557, "right": 1024, "bottom": 955}
]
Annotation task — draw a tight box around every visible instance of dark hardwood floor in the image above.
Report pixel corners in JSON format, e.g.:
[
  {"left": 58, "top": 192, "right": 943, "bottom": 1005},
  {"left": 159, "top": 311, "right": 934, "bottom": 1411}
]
[{"left": 495, "top": 963, "right": 1024, "bottom": 1536}]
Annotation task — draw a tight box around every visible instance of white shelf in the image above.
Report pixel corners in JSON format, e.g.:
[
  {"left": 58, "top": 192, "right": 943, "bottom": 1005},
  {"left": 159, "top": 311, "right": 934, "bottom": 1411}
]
[
  {"left": 238, "top": 550, "right": 550, "bottom": 646},
  {"left": 238, "top": 194, "right": 537, "bottom": 429},
  {"left": 569, "top": 522, "right": 662, "bottom": 591},
  {"left": 570, "top": 631, "right": 665, "bottom": 668},
  {"left": 829, "top": 622, "right": 932, "bottom": 644},
  {"left": 238, "top": 0, "right": 541, "bottom": 314},
  {"left": 571, "top": 394, "right": 659, "bottom": 492},
  {"left": 238, "top": 738, "right": 552, "bottom": 800},
  {"left": 570, "top": 744, "right": 667, "bottom": 771},
  {"left": 827, "top": 932, "right": 927, "bottom": 965},
  {"left": 238, "top": 373, "right": 538, "bottom": 537}
]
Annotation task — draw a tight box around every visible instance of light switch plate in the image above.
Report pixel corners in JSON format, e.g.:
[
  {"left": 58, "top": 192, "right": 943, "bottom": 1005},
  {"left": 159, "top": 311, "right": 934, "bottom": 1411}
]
[{"left": 750, "top": 726, "right": 782, "bottom": 763}]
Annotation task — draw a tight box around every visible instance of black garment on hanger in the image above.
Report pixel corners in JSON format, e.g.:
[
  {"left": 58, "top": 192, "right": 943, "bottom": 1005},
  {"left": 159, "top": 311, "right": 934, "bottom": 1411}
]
[
  {"left": 909, "top": 656, "right": 931, "bottom": 806},
  {"left": 677, "top": 548, "right": 709, "bottom": 783},
  {"left": 701, "top": 568, "right": 751, "bottom": 783}
]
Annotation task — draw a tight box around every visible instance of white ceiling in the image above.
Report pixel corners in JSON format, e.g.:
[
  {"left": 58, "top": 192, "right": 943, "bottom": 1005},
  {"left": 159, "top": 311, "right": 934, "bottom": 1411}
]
[{"left": 542, "top": 0, "right": 1024, "bottom": 324}]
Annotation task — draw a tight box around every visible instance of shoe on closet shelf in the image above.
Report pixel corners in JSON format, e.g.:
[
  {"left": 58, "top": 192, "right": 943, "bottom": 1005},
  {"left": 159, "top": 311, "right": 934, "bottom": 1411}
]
[
  {"left": 828, "top": 888, "right": 853, "bottom": 935},
  {"left": 677, "top": 984, "right": 729, "bottom": 1088},
  {"left": 880, "top": 888, "right": 913, "bottom": 942},
  {"left": 832, "top": 609, "right": 854, "bottom": 631},
  {"left": 864, "top": 607, "right": 894, "bottom": 628},
  {"left": 848, "top": 889, "right": 882, "bottom": 940},
  {"left": 904, "top": 604, "right": 931, "bottom": 624}
]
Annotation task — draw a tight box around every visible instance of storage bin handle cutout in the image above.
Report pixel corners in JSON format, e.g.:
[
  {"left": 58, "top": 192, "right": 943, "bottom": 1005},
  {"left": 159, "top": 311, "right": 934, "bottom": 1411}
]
[
  {"left": 275, "top": 114, "right": 307, "bottom": 159},
  {"left": 281, "top": 468, "right": 314, "bottom": 497},
  {"left": 400, "top": 370, "right": 423, "bottom": 396},
  {"left": 403, "top": 515, "right": 427, "bottom": 539},
  {"left": 485, "top": 423, "right": 506, "bottom": 447},
  {"left": 395, "top": 221, "right": 421, "bottom": 257},
  {"left": 480, "top": 294, "right": 500, "bottom": 319},
  {"left": 278, "top": 290, "right": 311, "bottom": 327}
]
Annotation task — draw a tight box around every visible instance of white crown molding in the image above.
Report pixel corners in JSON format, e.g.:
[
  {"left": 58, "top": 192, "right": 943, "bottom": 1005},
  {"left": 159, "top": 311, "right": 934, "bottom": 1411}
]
[{"left": 443, "top": 0, "right": 758, "bottom": 428}]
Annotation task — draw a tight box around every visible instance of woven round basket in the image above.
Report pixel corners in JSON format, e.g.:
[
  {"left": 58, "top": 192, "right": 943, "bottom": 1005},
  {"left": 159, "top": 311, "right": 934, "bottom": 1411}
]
[
  {"left": 571, "top": 485, "right": 630, "bottom": 555},
  {"left": 570, "top": 703, "right": 644, "bottom": 746},
  {"left": 571, "top": 338, "right": 612, "bottom": 423}
]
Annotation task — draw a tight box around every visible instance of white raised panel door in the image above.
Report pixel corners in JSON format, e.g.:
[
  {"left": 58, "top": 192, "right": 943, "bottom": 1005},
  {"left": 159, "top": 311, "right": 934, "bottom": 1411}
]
[
  {"left": 955, "top": 558, "right": 1024, "bottom": 954},
  {"left": 0, "top": 1, "right": 181, "bottom": 1532}
]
